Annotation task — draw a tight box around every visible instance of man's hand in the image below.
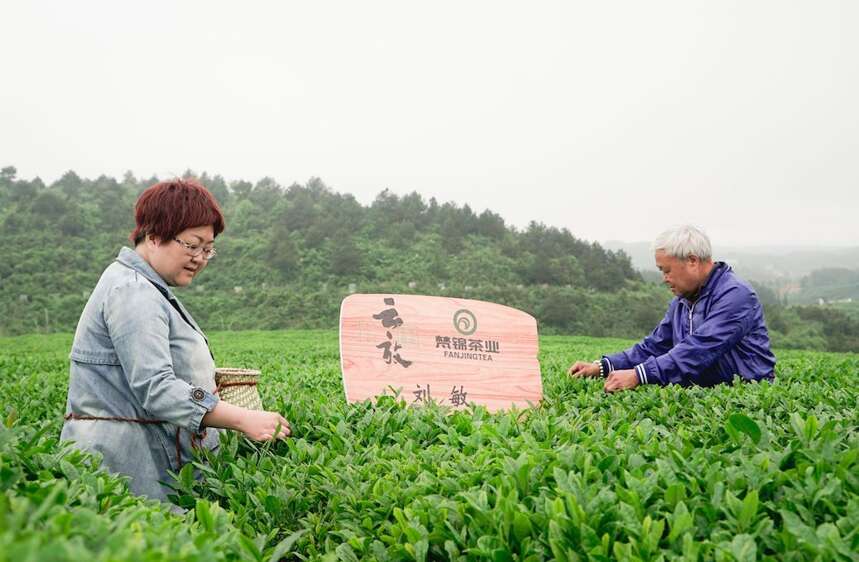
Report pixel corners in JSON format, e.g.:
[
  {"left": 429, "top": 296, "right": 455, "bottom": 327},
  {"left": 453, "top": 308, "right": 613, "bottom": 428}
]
[
  {"left": 604, "top": 369, "right": 640, "bottom": 393},
  {"left": 568, "top": 361, "right": 601, "bottom": 378}
]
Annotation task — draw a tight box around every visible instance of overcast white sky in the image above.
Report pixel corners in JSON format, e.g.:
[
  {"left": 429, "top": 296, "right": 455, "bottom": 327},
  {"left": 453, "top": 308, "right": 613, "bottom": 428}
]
[{"left": 1, "top": 1, "right": 856, "bottom": 247}]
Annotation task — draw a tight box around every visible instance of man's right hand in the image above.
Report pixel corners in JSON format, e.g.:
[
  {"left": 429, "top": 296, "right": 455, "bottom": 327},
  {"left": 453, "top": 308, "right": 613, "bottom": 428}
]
[{"left": 567, "top": 361, "right": 601, "bottom": 378}]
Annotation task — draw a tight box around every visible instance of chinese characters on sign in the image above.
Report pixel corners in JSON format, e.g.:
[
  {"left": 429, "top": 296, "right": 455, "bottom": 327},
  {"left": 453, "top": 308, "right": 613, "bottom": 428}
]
[
  {"left": 372, "top": 299, "right": 404, "bottom": 329},
  {"left": 413, "top": 384, "right": 430, "bottom": 403},
  {"left": 412, "top": 384, "right": 468, "bottom": 407},
  {"left": 341, "top": 293, "right": 543, "bottom": 412},
  {"left": 368, "top": 297, "right": 487, "bottom": 408},
  {"left": 376, "top": 332, "right": 412, "bottom": 367},
  {"left": 434, "top": 335, "right": 501, "bottom": 362},
  {"left": 373, "top": 298, "right": 412, "bottom": 367},
  {"left": 448, "top": 385, "right": 467, "bottom": 406}
]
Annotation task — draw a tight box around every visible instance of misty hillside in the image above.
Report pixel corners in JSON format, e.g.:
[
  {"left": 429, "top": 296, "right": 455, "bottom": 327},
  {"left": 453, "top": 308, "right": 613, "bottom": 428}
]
[
  {"left": 0, "top": 167, "right": 668, "bottom": 338},
  {"left": 2, "top": 167, "right": 857, "bottom": 352},
  {"left": 604, "top": 240, "right": 859, "bottom": 304}
]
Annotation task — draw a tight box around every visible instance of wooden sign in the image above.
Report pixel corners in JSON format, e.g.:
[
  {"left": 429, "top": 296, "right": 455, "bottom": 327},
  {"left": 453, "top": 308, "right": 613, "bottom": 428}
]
[{"left": 339, "top": 294, "right": 542, "bottom": 412}]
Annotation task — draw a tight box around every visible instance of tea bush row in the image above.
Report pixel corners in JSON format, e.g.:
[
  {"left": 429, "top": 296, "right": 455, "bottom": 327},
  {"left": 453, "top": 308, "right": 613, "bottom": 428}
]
[{"left": 1, "top": 331, "right": 857, "bottom": 561}]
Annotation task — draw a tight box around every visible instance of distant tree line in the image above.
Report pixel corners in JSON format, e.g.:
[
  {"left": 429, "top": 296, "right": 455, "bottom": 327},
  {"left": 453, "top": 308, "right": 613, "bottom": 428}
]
[
  {"left": 793, "top": 267, "right": 859, "bottom": 304},
  {"left": 0, "top": 166, "right": 856, "bottom": 352}
]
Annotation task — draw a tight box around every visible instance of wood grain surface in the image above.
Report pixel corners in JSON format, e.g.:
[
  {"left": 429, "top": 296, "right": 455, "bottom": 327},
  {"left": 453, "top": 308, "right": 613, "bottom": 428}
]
[{"left": 340, "top": 294, "right": 542, "bottom": 412}]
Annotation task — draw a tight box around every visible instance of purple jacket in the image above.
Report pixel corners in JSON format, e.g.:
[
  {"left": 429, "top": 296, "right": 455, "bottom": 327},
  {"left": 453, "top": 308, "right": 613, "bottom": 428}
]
[{"left": 605, "top": 262, "right": 776, "bottom": 387}]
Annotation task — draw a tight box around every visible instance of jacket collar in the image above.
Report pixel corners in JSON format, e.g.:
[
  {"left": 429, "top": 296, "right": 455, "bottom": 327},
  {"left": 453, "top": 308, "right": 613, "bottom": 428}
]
[
  {"left": 115, "top": 247, "right": 175, "bottom": 299},
  {"left": 682, "top": 261, "right": 729, "bottom": 305}
]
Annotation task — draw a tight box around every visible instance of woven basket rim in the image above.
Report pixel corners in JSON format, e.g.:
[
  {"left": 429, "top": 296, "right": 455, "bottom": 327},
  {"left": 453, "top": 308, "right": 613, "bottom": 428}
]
[
  {"left": 215, "top": 367, "right": 261, "bottom": 377},
  {"left": 214, "top": 367, "right": 263, "bottom": 410}
]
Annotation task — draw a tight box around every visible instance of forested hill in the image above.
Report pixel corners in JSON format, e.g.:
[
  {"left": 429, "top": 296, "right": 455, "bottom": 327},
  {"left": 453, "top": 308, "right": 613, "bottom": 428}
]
[
  {"left": 2, "top": 167, "right": 857, "bottom": 352},
  {"left": 0, "top": 167, "right": 669, "bottom": 337}
]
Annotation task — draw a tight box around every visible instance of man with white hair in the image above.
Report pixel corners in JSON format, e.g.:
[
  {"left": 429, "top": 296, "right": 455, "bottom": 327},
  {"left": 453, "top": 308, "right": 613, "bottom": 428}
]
[{"left": 568, "top": 225, "right": 776, "bottom": 392}]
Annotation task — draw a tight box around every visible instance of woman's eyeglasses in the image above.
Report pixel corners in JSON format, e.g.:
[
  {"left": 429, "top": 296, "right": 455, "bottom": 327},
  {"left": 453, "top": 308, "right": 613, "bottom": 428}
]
[{"left": 173, "top": 238, "right": 217, "bottom": 260}]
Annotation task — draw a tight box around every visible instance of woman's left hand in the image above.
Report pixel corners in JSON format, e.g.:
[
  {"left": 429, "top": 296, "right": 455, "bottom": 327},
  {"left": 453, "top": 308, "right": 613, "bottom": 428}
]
[
  {"left": 203, "top": 402, "right": 291, "bottom": 440},
  {"left": 238, "top": 409, "right": 292, "bottom": 440}
]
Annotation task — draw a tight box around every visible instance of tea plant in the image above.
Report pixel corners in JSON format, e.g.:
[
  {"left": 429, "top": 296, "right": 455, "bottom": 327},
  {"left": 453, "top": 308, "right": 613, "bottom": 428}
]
[{"left": 1, "top": 331, "right": 857, "bottom": 561}]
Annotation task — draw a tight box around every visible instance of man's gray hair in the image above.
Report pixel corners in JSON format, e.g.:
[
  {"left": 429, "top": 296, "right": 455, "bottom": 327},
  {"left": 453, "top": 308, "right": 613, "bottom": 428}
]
[{"left": 652, "top": 225, "right": 712, "bottom": 261}]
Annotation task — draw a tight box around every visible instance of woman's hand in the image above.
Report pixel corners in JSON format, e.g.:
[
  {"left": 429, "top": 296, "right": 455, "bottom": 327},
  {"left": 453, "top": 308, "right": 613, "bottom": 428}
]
[
  {"left": 237, "top": 409, "right": 291, "bottom": 441},
  {"left": 202, "top": 401, "right": 291, "bottom": 440}
]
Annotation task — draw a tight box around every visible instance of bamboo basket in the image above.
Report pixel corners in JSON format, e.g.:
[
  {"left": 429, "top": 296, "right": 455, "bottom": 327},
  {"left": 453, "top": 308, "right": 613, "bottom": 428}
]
[{"left": 214, "top": 368, "right": 263, "bottom": 411}]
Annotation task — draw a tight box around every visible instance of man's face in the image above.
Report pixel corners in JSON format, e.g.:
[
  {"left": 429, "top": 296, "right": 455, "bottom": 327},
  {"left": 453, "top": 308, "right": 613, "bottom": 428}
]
[{"left": 655, "top": 250, "right": 705, "bottom": 299}]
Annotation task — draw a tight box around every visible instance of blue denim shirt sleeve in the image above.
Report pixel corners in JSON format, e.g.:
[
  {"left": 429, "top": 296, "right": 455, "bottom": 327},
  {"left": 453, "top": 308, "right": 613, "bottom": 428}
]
[{"left": 103, "top": 278, "right": 218, "bottom": 432}]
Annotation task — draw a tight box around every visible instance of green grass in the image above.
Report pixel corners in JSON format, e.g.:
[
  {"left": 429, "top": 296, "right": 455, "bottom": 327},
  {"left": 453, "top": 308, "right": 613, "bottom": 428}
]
[{"left": 1, "top": 331, "right": 858, "bottom": 561}]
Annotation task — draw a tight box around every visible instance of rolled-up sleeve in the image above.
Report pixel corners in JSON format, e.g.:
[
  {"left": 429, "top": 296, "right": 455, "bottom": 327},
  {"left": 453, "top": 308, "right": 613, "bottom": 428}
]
[{"left": 103, "top": 280, "right": 218, "bottom": 431}]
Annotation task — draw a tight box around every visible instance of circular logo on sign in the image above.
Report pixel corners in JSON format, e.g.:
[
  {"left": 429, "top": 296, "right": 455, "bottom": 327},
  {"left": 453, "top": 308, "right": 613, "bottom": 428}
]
[{"left": 453, "top": 309, "right": 477, "bottom": 335}]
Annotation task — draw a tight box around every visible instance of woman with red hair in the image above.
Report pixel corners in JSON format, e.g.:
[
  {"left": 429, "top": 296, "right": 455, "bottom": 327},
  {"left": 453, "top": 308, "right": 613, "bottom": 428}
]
[{"left": 61, "top": 178, "right": 290, "bottom": 502}]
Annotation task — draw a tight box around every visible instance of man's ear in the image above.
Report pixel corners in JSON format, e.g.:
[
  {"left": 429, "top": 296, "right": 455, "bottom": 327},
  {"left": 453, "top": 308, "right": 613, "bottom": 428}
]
[{"left": 687, "top": 254, "right": 700, "bottom": 267}]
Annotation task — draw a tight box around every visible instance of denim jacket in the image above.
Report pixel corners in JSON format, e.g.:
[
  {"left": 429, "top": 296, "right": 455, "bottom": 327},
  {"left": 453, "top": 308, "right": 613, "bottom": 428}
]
[{"left": 60, "top": 247, "right": 221, "bottom": 501}]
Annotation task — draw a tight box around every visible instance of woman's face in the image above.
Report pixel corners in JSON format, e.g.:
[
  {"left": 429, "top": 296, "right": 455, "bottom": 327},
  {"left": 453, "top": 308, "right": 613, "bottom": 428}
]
[{"left": 144, "top": 225, "right": 215, "bottom": 287}]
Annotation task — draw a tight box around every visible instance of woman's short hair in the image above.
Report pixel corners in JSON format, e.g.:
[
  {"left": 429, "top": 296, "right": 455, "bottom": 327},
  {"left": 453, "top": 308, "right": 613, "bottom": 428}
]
[
  {"left": 652, "top": 225, "right": 712, "bottom": 261},
  {"left": 131, "top": 178, "right": 225, "bottom": 245}
]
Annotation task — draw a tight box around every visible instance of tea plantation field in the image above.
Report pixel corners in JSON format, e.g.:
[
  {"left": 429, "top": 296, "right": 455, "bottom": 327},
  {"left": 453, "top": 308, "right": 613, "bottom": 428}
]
[{"left": 1, "top": 331, "right": 857, "bottom": 561}]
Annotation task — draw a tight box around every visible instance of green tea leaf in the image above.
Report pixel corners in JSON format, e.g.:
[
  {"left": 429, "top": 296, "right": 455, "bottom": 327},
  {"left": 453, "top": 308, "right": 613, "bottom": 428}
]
[
  {"left": 738, "top": 490, "right": 759, "bottom": 531},
  {"left": 729, "top": 534, "right": 757, "bottom": 562},
  {"left": 335, "top": 543, "right": 359, "bottom": 562},
  {"left": 728, "top": 413, "right": 761, "bottom": 444},
  {"left": 267, "top": 530, "right": 307, "bottom": 562}
]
